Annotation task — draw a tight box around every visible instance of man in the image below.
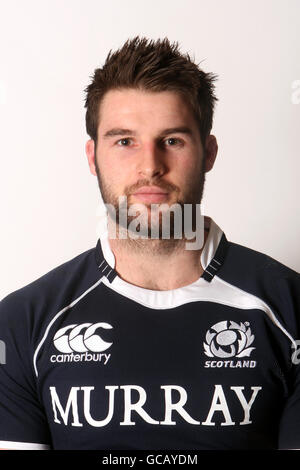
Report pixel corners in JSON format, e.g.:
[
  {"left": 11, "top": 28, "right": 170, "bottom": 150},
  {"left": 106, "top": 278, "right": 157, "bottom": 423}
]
[{"left": 0, "top": 36, "right": 299, "bottom": 450}]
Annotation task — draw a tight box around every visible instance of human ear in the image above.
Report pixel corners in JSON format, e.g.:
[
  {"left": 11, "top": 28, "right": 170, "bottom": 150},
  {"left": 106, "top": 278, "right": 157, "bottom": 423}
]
[
  {"left": 204, "top": 135, "right": 218, "bottom": 173},
  {"left": 85, "top": 139, "right": 97, "bottom": 176}
]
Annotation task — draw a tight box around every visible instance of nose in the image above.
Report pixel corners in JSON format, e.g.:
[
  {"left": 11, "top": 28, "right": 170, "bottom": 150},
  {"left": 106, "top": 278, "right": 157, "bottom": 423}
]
[{"left": 137, "top": 142, "right": 166, "bottom": 178}]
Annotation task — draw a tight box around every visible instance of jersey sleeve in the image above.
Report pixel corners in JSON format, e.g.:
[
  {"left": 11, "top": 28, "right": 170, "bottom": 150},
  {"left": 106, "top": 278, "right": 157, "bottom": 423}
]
[
  {"left": 0, "top": 292, "right": 52, "bottom": 449},
  {"left": 275, "top": 269, "right": 300, "bottom": 449}
]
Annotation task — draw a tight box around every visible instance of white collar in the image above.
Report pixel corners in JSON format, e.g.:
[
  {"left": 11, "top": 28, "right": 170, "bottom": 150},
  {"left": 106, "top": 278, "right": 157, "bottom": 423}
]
[{"left": 97, "top": 215, "right": 226, "bottom": 309}]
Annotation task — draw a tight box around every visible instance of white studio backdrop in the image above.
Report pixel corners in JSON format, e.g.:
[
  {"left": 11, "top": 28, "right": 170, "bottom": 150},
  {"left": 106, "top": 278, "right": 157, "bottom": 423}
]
[{"left": 0, "top": 0, "right": 299, "bottom": 299}]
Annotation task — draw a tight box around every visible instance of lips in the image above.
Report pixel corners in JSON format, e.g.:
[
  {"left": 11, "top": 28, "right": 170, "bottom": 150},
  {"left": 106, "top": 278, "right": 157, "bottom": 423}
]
[
  {"left": 133, "top": 186, "right": 169, "bottom": 195},
  {"left": 132, "top": 186, "right": 169, "bottom": 203}
]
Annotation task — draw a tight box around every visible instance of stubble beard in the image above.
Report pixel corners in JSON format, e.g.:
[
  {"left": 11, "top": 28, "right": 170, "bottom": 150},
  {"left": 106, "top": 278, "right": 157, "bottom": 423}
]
[{"left": 94, "top": 156, "right": 206, "bottom": 255}]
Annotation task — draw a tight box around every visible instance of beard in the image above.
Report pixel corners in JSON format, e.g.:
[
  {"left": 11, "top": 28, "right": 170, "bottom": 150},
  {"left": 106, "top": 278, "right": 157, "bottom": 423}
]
[{"left": 94, "top": 156, "right": 206, "bottom": 249}]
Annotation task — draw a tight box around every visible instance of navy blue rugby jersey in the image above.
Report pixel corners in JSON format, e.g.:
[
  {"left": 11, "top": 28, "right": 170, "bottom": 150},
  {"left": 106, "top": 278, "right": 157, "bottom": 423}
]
[{"left": 0, "top": 216, "right": 300, "bottom": 450}]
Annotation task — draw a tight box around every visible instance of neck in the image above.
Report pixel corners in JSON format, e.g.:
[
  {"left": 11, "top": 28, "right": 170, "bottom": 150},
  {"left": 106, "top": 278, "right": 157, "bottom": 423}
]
[{"left": 108, "top": 228, "right": 209, "bottom": 291}]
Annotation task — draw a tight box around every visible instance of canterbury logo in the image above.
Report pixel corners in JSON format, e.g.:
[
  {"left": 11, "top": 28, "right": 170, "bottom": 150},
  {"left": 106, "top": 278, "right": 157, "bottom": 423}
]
[{"left": 53, "top": 323, "right": 113, "bottom": 354}]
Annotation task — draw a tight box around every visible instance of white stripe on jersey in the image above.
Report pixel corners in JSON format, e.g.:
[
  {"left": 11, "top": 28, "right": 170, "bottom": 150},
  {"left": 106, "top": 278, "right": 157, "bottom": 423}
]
[
  {"left": 33, "top": 277, "right": 105, "bottom": 377},
  {"left": 100, "top": 273, "right": 297, "bottom": 349},
  {"left": 0, "top": 440, "right": 50, "bottom": 450}
]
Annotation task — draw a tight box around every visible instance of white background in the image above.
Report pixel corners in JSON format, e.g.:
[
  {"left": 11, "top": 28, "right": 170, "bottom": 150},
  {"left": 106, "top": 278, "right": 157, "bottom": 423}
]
[{"left": 0, "top": 0, "right": 299, "bottom": 299}]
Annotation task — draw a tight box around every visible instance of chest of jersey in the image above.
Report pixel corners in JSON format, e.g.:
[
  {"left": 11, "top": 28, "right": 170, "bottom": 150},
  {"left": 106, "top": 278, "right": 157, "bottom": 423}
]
[{"left": 36, "top": 284, "right": 287, "bottom": 449}]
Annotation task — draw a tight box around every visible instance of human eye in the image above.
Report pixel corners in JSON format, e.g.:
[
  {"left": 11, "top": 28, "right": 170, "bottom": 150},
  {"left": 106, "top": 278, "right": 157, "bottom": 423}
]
[
  {"left": 164, "top": 137, "right": 183, "bottom": 147},
  {"left": 115, "top": 137, "right": 133, "bottom": 146}
]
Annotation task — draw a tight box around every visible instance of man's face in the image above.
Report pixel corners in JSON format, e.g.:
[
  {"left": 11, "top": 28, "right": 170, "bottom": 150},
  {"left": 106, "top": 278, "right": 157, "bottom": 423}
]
[{"left": 86, "top": 88, "right": 216, "bottom": 236}]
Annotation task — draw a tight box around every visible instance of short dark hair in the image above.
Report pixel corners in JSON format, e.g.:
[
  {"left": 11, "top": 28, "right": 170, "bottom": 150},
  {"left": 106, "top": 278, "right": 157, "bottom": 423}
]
[{"left": 84, "top": 36, "right": 218, "bottom": 146}]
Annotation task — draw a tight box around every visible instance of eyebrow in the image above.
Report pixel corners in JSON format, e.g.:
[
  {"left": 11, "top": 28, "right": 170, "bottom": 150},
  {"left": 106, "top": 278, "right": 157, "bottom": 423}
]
[{"left": 102, "top": 126, "right": 194, "bottom": 139}]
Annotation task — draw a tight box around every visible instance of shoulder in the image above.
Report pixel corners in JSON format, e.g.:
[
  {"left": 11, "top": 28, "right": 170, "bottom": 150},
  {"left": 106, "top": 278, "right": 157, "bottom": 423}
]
[
  {"left": 223, "top": 240, "right": 299, "bottom": 283},
  {"left": 219, "top": 240, "right": 300, "bottom": 336},
  {"left": 0, "top": 244, "right": 100, "bottom": 329}
]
